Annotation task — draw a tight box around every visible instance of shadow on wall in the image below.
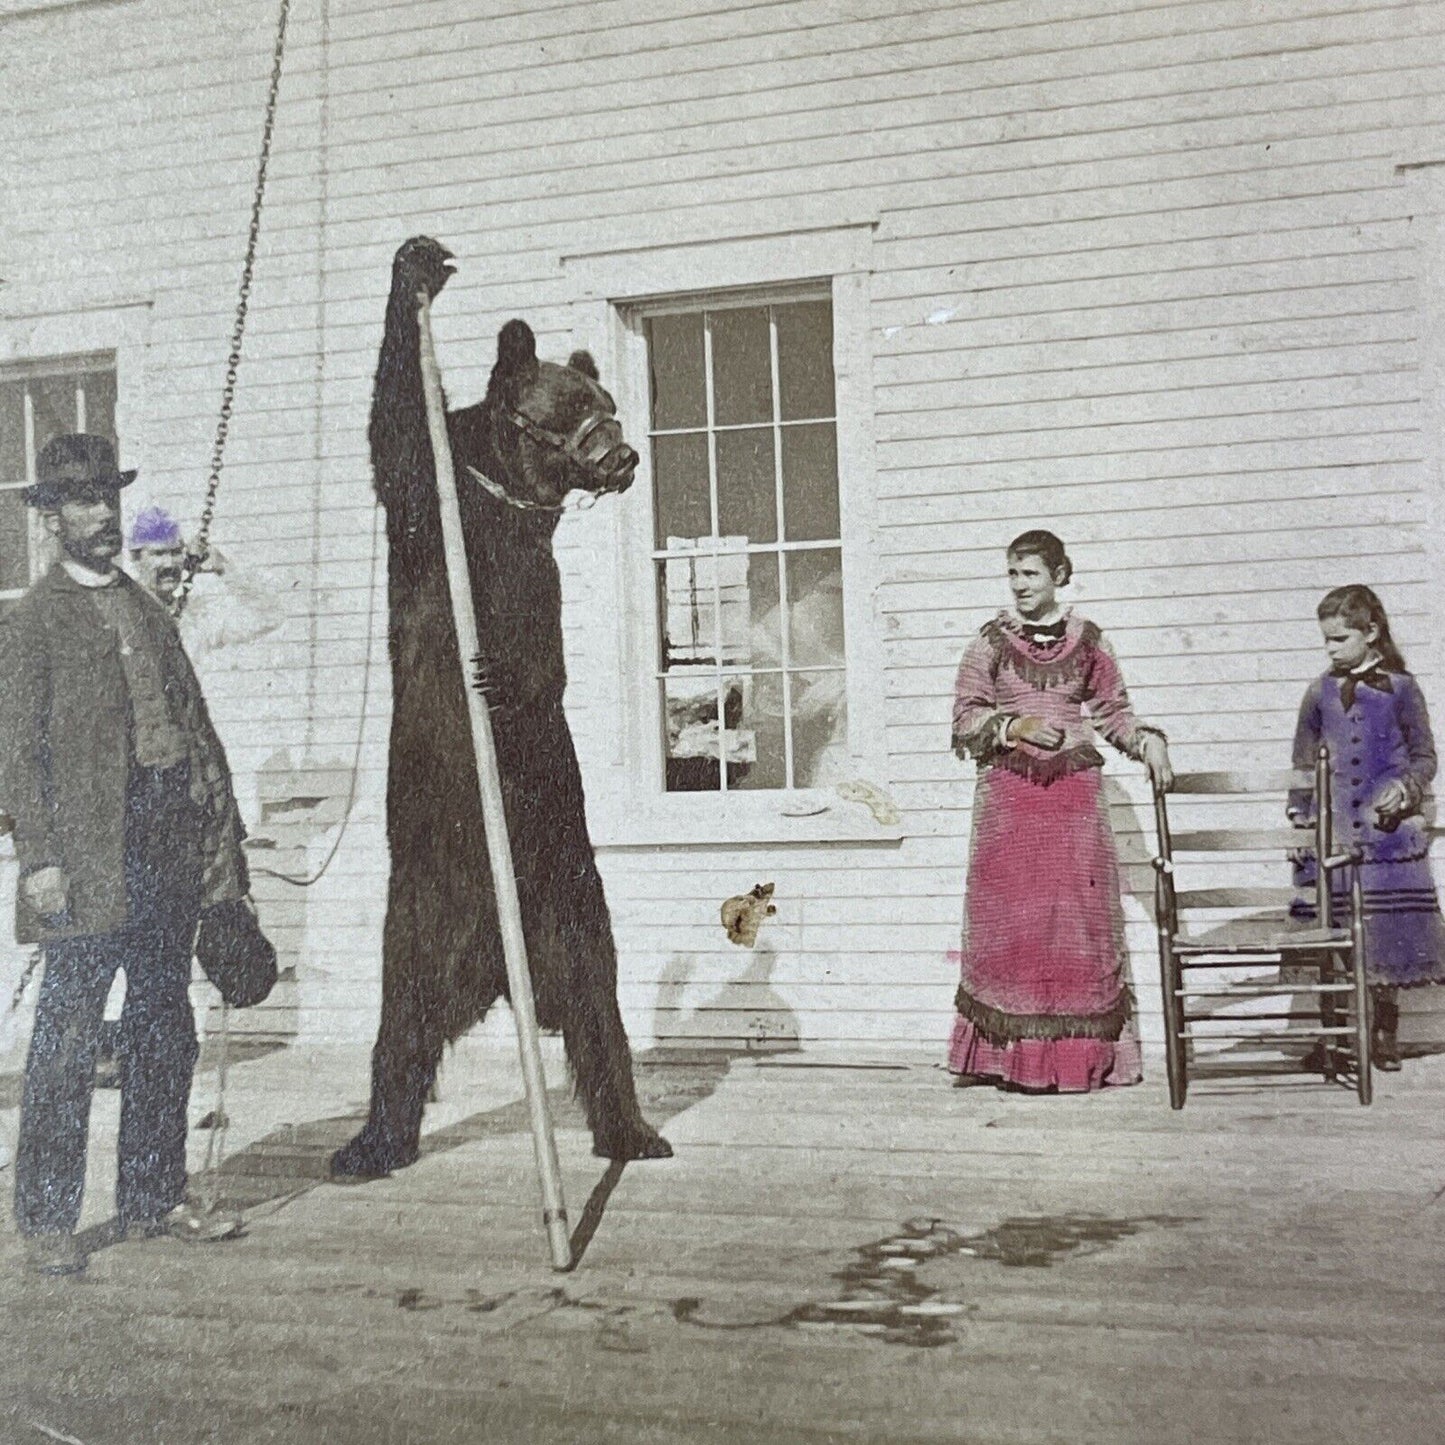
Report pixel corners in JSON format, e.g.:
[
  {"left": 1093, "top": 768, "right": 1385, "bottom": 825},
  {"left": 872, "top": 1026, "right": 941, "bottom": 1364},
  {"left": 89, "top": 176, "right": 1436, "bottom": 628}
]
[
  {"left": 1101, "top": 774, "right": 1156, "bottom": 1035},
  {"left": 653, "top": 947, "right": 802, "bottom": 1055}
]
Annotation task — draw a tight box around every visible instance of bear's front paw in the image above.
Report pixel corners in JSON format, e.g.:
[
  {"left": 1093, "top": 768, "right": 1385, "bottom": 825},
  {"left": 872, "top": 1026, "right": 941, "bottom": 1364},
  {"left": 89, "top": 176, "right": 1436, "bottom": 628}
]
[
  {"left": 471, "top": 654, "right": 514, "bottom": 715},
  {"left": 395, "top": 236, "right": 455, "bottom": 301}
]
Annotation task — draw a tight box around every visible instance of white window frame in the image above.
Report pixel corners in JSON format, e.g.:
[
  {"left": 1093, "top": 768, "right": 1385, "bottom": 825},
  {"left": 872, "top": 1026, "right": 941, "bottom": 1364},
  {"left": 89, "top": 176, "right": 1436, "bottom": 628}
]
[
  {"left": 562, "top": 224, "right": 898, "bottom": 846},
  {"left": 0, "top": 296, "right": 151, "bottom": 601},
  {"left": 0, "top": 353, "right": 119, "bottom": 602}
]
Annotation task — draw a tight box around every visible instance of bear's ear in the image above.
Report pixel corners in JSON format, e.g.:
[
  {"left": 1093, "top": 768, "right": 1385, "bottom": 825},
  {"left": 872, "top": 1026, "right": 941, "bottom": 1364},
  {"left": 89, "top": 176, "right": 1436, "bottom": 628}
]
[
  {"left": 491, "top": 319, "right": 540, "bottom": 400},
  {"left": 566, "top": 349, "right": 600, "bottom": 381}
]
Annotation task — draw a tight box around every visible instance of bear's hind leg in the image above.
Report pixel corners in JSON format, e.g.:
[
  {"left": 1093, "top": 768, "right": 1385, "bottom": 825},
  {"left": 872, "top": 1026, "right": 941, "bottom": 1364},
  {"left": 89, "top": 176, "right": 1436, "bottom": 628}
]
[
  {"left": 330, "top": 921, "right": 449, "bottom": 1180},
  {"left": 563, "top": 977, "right": 672, "bottom": 1162}
]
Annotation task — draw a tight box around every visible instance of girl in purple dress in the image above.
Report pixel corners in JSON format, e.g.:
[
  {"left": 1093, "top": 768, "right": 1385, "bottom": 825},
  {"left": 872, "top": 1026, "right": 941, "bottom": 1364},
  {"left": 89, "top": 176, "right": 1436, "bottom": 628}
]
[
  {"left": 1289, "top": 585, "right": 1445, "bottom": 1071},
  {"left": 948, "top": 531, "right": 1173, "bottom": 1092}
]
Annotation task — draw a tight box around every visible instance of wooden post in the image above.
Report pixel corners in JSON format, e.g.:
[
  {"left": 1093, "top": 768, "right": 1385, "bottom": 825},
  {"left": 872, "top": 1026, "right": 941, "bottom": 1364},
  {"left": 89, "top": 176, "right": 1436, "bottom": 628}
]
[{"left": 414, "top": 291, "right": 572, "bottom": 1271}]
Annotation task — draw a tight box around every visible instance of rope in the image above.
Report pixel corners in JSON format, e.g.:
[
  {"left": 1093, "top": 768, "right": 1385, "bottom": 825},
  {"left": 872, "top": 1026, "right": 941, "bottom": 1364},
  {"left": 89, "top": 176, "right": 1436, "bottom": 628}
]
[
  {"left": 172, "top": 0, "right": 292, "bottom": 621},
  {"left": 249, "top": 502, "right": 381, "bottom": 889},
  {"left": 198, "top": 1002, "right": 232, "bottom": 1217},
  {"left": 5, "top": 946, "right": 42, "bottom": 1018}
]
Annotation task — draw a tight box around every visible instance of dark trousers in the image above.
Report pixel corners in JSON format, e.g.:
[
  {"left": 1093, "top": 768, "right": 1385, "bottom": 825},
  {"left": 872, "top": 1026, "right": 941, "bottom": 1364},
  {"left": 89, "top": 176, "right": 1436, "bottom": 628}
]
[{"left": 14, "top": 766, "right": 203, "bottom": 1235}]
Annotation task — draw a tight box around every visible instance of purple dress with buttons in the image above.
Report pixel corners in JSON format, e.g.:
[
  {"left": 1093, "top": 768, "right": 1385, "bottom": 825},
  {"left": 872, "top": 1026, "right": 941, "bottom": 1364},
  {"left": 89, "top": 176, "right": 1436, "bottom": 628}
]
[{"left": 1288, "top": 667, "right": 1445, "bottom": 986}]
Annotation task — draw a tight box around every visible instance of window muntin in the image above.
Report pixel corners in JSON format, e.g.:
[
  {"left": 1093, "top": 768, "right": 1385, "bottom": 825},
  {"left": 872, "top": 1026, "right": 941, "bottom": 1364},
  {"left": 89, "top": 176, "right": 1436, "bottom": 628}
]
[
  {"left": 644, "top": 296, "right": 846, "bottom": 794},
  {"left": 0, "top": 355, "right": 117, "bottom": 608}
]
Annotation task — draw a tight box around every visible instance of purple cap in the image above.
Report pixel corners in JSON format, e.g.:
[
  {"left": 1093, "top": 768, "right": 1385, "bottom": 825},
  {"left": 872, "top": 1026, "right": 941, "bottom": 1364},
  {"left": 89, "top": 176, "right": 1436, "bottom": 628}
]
[{"left": 128, "top": 505, "right": 183, "bottom": 549}]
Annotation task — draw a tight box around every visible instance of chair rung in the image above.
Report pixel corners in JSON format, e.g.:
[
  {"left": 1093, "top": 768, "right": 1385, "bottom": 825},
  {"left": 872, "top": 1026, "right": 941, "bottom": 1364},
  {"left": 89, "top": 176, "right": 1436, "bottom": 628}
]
[
  {"left": 1175, "top": 983, "right": 1356, "bottom": 996},
  {"left": 1180, "top": 1026, "right": 1358, "bottom": 1039},
  {"left": 1182, "top": 1011, "right": 1355, "bottom": 1024}
]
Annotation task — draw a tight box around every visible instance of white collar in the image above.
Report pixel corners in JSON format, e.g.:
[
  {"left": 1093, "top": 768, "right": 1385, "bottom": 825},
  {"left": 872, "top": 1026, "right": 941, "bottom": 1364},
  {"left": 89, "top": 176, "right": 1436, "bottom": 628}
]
[{"left": 62, "top": 559, "right": 120, "bottom": 589}]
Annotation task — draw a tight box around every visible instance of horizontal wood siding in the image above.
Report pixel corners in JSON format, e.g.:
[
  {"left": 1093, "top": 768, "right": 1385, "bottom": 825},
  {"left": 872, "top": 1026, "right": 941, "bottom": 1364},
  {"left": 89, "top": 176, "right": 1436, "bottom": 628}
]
[{"left": 1, "top": 0, "right": 1442, "bottom": 1054}]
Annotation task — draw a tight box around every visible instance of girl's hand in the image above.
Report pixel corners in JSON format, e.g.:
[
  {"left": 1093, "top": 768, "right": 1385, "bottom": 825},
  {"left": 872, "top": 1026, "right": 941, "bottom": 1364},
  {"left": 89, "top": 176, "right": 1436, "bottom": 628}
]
[
  {"left": 1007, "top": 716, "right": 1065, "bottom": 751},
  {"left": 1140, "top": 733, "right": 1174, "bottom": 792},
  {"left": 1374, "top": 779, "right": 1412, "bottom": 827}
]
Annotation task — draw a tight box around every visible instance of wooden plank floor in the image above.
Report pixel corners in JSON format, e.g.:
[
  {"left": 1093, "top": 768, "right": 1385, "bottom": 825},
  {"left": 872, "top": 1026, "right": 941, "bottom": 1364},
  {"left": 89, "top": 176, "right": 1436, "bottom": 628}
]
[{"left": 1, "top": 1040, "right": 1444, "bottom": 1444}]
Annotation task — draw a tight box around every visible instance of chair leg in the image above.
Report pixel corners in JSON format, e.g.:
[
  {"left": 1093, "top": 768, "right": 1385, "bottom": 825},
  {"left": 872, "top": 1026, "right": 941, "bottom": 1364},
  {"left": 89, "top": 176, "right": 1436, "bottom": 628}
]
[
  {"left": 1353, "top": 954, "right": 1372, "bottom": 1107},
  {"left": 1158, "top": 942, "right": 1186, "bottom": 1109},
  {"left": 1317, "top": 954, "right": 1338, "bottom": 1080},
  {"left": 1349, "top": 870, "right": 1371, "bottom": 1106}
]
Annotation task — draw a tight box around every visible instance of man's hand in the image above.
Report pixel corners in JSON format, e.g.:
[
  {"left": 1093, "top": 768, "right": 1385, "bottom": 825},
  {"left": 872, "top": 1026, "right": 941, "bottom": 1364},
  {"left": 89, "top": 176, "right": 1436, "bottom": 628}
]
[
  {"left": 22, "top": 865, "right": 69, "bottom": 919},
  {"left": 1007, "top": 715, "right": 1065, "bottom": 751}
]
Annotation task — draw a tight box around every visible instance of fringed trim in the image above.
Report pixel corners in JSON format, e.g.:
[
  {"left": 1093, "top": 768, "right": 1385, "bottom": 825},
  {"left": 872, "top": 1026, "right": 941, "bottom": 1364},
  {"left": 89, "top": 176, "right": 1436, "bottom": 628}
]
[
  {"left": 990, "top": 744, "right": 1103, "bottom": 787},
  {"left": 954, "top": 984, "right": 1132, "bottom": 1044},
  {"left": 982, "top": 615, "right": 1103, "bottom": 693}
]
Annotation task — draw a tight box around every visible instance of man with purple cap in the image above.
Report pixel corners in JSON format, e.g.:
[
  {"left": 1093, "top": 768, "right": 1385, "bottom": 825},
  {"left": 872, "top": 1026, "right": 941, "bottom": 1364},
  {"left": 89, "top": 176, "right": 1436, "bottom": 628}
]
[
  {"left": 0, "top": 434, "right": 252, "bottom": 1275},
  {"left": 127, "top": 504, "right": 188, "bottom": 607}
]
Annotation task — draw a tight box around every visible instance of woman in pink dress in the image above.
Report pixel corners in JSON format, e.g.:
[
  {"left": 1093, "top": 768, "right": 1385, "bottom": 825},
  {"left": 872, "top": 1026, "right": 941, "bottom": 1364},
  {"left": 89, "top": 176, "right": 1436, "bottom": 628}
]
[{"left": 948, "top": 531, "right": 1173, "bottom": 1092}]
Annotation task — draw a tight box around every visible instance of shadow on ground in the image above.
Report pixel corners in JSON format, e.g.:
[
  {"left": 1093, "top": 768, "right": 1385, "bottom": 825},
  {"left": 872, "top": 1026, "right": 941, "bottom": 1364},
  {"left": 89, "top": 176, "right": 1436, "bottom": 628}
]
[{"left": 120, "top": 1044, "right": 762, "bottom": 1262}]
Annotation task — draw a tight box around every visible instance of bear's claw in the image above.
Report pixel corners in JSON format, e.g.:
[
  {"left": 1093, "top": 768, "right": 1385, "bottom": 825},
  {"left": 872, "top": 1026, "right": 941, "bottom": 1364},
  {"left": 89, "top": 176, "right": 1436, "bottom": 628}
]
[{"left": 592, "top": 1127, "right": 673, "bottom": 1162}]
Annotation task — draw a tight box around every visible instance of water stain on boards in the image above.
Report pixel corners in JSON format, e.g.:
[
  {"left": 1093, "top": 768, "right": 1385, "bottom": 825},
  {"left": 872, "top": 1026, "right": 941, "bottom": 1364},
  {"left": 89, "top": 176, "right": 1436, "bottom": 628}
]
[{"left": 674, "top": 1213, "right": 1197, "bottom": 1348}]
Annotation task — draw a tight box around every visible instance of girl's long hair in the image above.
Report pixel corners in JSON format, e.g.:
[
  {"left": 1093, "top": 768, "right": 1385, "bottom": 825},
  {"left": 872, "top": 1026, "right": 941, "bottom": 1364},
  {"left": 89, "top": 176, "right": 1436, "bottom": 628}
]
[{"left": 1317, "top": 584, "right": 1407, "bottom": 671}]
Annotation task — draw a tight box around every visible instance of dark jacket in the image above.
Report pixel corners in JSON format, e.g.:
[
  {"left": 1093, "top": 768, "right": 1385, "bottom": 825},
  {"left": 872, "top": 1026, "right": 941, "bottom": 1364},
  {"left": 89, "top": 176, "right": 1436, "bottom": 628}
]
[{"left": 0, "top": 564, "right": 248, "bottom": 944}]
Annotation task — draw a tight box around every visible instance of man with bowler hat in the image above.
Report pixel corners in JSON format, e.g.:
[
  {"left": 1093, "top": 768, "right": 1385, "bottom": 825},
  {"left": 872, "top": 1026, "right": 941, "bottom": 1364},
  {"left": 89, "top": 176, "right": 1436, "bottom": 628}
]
[{"left": 0, "top": 434, "right": 252, "bottom": 1275}]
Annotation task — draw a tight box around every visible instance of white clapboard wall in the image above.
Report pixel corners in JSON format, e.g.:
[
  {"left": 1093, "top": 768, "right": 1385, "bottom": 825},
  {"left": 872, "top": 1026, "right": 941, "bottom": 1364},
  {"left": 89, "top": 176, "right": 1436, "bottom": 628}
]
[{"left": 1, "top": 0, "right": 1443, "bottom": 1055}]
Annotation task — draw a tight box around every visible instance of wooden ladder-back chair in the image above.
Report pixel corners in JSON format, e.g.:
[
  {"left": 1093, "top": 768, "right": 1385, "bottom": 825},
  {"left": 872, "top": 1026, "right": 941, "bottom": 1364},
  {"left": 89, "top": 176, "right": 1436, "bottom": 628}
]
[{"left": 1150, "top": 747, "right": 1369, "bottom": 1108}]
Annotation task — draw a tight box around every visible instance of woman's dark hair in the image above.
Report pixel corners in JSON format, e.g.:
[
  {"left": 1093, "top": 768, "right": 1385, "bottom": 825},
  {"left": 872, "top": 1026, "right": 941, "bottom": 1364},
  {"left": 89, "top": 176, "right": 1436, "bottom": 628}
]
[
  {"left": 1006, "top": 529, "right": 1072, "bottom": 585},
  {"left": 1317, "top": 584, "right": 1406, "bottom": 671}
]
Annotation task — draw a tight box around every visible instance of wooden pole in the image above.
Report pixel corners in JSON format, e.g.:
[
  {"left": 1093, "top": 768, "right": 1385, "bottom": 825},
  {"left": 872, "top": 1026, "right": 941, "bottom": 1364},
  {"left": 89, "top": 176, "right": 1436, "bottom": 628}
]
[{"left": 414, "top": 291, "right": 572, "bottom": 1271}]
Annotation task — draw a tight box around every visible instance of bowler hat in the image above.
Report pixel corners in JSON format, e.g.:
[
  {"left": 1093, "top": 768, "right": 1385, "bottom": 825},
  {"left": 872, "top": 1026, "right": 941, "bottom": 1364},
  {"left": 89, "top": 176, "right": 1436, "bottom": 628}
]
[
  {"left": 24, "top": 433, "right": 137, "bottom": 508},
  {"left": 195, "top": 900, "right": 278, "bottom": 1009}
]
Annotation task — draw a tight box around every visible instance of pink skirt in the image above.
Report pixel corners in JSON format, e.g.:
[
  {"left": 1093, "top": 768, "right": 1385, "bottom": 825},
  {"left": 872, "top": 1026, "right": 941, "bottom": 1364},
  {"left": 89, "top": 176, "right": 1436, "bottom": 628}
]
[{"left": 948, "top": 764, "right": 1142, "bottom": 1092}]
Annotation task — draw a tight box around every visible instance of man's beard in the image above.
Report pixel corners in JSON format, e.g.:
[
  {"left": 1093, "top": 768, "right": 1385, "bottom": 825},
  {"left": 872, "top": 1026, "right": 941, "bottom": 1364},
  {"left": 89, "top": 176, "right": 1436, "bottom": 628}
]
[{"left": 62, "top": 530, "right": 121, "bottom": 569}]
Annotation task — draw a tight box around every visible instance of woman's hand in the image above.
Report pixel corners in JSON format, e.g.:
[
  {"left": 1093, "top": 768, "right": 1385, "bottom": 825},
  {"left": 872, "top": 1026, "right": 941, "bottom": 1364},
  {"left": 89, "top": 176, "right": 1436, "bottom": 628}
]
[
  {"left": 1007, "top": 715, "right": 1065, "bottom": 751},
  {"left": 1140, "top": 732, "right": 1174, "bottom": 792}
]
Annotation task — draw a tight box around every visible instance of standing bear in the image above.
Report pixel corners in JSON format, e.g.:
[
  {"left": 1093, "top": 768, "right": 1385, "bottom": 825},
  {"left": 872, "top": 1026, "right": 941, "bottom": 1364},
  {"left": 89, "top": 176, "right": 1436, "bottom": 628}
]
[{"left": 330, "top": 236, "right": 672, "bottom": 1178}]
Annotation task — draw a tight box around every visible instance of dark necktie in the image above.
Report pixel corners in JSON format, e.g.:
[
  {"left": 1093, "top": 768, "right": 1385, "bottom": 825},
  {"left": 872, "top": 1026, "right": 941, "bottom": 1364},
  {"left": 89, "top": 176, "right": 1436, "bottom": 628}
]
[{"left": 1337, "top": 665, "right": 1393, "bottom": 711}]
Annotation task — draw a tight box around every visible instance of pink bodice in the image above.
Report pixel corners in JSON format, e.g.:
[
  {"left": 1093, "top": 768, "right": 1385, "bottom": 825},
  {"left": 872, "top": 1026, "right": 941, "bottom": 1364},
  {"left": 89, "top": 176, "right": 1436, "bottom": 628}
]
[{"left": 952, "top": 611, "right": 1157, "bottom": 784}]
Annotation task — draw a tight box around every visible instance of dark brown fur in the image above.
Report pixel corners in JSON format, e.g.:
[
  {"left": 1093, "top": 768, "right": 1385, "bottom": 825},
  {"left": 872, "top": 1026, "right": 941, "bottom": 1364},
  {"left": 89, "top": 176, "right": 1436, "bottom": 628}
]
[{"left": 330, "top": 238, "right": 669, "bottom": 1177}]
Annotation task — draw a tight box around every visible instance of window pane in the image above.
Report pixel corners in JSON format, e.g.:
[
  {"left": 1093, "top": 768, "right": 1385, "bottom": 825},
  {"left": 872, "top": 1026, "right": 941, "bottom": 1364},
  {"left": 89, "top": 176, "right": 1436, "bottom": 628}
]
[
  {"left": 738, "top": 551, "right": 782, "bottom": 670},
  {"left": 781, "top": 422, "right": 839, "bottom": 542},
  {"left": 82, "top": 369, "right": 117, "bottom": 445},
  {"left": 0, "top": 488, "right": 29, "bottom": 592},
  {"left": 776, "top": 301, "right": 834, "bottom": 421},
  {"left": 710, "top": 307, "right": 772, "bottom": 426},
  {"left": 786, "top": 547, "right": 845, "bottom": 667},
  {"left": 652, "top": 431, "right": 711, "bottom": 548},
  {"left": 790, "top": 670, "right": 848, "bottom": 786},
  {"left": 30, "top": 374, "right": 81, "bottom": 454},
  {"left": 647, "top": 313, "right": 706, "bottom": 430},
  {"left": 722, "top": 672, "right": 786, "bottom": 792},
  {"left": 657, "top": 554, "right": 721, "bottom": 669},
  {"left": 663, "top": 674, "right": 722, "bottom": 792},
  {"left": 716, "top": 426, "right": 776, "bottom": 543},
  {"left": 0, "top": 382, "right": 26, "bottom": 484}
]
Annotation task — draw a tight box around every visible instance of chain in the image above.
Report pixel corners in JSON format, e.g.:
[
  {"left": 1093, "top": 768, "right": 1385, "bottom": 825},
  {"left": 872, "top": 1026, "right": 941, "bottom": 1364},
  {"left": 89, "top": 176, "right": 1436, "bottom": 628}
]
[{"left": 173, "top": 0, "right": 293, "bottom": 620}]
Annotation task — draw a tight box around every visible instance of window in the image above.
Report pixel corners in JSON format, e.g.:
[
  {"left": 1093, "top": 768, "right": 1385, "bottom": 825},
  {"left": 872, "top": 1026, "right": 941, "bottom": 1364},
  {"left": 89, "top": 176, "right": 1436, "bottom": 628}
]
[
  {"left": 644, "top": 294, "right": 847, "bottom": 793},
  {"left": 0, "top": 354, "right": 117, "bottom": 610}
]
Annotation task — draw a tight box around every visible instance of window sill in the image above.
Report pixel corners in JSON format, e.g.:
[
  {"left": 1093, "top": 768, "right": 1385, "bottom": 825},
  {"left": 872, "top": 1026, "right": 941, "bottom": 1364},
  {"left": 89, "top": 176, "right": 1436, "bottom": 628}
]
[{"left": 589, "top": 794, "right": 905, "bottom": 850}]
